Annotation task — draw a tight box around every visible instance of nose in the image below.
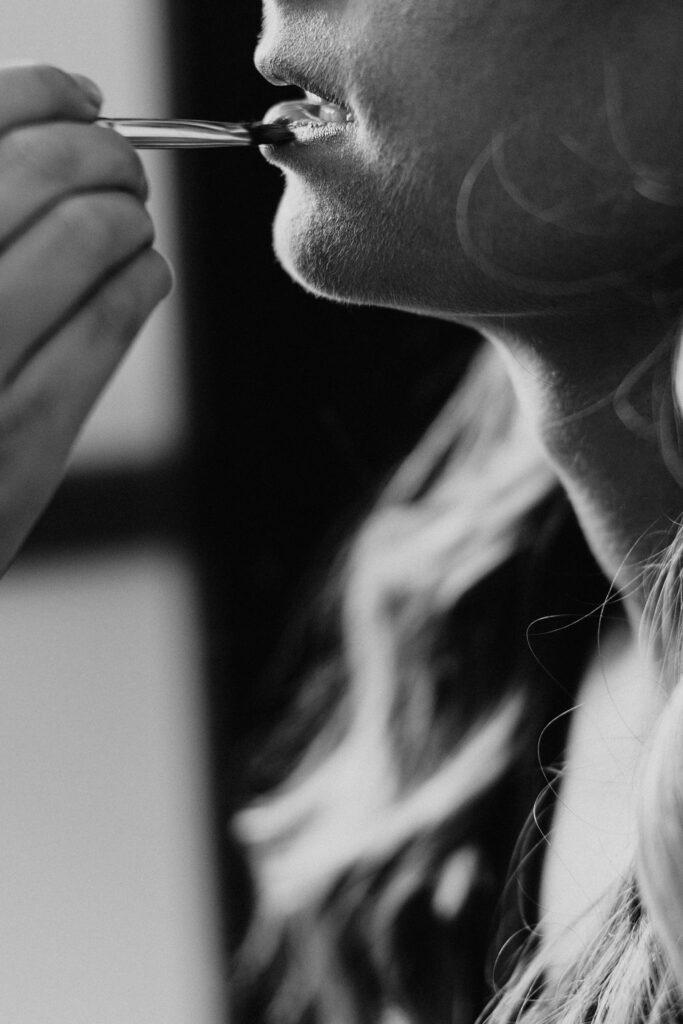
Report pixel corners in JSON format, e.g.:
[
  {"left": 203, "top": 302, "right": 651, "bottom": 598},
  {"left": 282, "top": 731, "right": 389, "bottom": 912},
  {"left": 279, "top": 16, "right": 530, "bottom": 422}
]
[{"left": 255, "top": 56, "right": 290, "bottom": 87}]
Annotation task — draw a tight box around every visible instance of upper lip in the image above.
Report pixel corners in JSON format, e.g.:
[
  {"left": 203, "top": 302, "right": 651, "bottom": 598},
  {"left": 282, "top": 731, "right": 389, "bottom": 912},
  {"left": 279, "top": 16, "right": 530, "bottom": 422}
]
[{"left": 255, "top": 54, "right": 351, "bottom": 113}]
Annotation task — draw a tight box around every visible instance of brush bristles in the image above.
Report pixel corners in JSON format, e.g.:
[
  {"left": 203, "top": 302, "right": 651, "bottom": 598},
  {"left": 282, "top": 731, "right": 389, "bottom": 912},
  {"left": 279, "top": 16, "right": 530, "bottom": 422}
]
[{"left": 249, "top": 122, "right": 296, "bottom": 146}]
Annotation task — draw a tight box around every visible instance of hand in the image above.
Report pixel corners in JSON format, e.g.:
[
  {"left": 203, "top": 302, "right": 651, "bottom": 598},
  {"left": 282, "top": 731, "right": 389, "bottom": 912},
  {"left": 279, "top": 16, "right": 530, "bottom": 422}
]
[{"left": 0, "top": 64, "right": 173, "bottom": 571}]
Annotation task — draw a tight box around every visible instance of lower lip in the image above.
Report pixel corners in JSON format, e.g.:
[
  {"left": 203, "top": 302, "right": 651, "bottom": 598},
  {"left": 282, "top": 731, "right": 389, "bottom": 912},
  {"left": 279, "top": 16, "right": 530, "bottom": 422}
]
[
  {"left": 259, "top": 120, "right": 353, "bottom": 167},
  {"left": 261, "top": 98, "right": 355, "bottom": 150},
  {"left": 287, "top": 120, "right": 352, "bottom": 144}
]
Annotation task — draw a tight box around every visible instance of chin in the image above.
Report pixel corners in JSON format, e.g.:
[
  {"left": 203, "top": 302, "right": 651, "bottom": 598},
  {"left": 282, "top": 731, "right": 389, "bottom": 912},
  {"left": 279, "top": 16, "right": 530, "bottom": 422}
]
[
  {"left": 270, "top": 175, "right": 566, "bottom": 323},
  {"left": 271, "top": 176, "right": 452, "bottom": 314},
  {"left": 272, "top": 180, "right": 379, "bottom": 305}
]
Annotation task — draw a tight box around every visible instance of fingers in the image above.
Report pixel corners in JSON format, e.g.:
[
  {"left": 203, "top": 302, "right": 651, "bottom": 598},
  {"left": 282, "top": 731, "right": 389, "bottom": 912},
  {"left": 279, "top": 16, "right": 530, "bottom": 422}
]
[
  {"left": 0, "top": 247, "right": 173, "bottom": 565},
  {"left": 68, "top": 73, "right": 104, "bottom": 109},
  {"left": 0, "top": 122, "right": 149, "bottom": 244},
  {"left": 0, "top": 64, "right": 101, "bottom": 134},
  {"left": 0, "top": 64, "right": 148, "bottom": 248},
  {"left": 14, "top": 246, "right": 173, "bottom": 438},
  {"left": 0, "top": 190, "right": 157, "bottom": 380},
  {"left": 0, "top": 62, "right": 173, "bottom": 572}
]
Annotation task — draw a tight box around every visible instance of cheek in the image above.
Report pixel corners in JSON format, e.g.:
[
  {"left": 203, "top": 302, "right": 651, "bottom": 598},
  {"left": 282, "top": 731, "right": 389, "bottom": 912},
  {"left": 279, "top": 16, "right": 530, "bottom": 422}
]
[
  {"left": 457, "top": 115, "right": 683, "bottom": 300},
  {"left": 273, "top": 125, "right": 683, "bottom": 320},
  {"left": 269, "top": 1, "right": 683, "bottom": 315}
]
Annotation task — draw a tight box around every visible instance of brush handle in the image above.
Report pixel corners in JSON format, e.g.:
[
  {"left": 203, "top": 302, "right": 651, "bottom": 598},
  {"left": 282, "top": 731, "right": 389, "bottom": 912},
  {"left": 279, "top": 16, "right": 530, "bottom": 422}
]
[{"left": 97, "top": 118, "right": 255, "bottom": 148}]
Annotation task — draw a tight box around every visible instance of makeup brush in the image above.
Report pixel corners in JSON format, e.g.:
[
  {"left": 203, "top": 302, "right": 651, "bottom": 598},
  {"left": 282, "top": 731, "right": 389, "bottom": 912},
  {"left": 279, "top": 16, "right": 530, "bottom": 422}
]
[
  {"left": 96, "top": 118, "right": 296, "bottom": 149},
  {"left": 97, "top": 100, "right": 353, "bottom": 149}
]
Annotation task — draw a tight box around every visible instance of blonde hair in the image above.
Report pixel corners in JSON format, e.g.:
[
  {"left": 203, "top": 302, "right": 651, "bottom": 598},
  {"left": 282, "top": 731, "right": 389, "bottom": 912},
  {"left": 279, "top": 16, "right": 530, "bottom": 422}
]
[{"left": 232, "top": 336, "right": 683, "bottom": 1024}]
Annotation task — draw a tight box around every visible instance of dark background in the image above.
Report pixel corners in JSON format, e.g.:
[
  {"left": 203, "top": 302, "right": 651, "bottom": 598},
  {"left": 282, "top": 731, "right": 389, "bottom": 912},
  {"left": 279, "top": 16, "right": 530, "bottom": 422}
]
[
  {"left": 166, "top": 3, "right": 473, "bottom": 735},
  {"left": 26, "top": 2, "right": 478, "bottom": 1011}
]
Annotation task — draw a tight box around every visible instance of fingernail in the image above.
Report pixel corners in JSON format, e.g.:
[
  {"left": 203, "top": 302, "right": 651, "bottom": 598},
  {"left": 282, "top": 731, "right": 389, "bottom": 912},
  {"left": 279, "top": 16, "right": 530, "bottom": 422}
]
[{"left": 70, "top": 73, "right": 104, "bottom": 108}]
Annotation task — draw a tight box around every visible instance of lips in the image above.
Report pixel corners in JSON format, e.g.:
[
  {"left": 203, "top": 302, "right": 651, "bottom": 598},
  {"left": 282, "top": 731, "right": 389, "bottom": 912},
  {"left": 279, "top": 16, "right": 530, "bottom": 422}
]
[
  {"left": 264, "top": 95, "right": 354, "bottom": 130},
  {"left": 255, "top": 56, "right": 354, "bottom": 125}
]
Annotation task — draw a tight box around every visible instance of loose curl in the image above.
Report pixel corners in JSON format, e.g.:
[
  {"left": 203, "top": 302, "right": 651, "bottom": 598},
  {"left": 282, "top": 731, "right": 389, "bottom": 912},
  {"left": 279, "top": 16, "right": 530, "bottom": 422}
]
[{"left": 231, "top": 331, "right": 683, "bottom": 1024}]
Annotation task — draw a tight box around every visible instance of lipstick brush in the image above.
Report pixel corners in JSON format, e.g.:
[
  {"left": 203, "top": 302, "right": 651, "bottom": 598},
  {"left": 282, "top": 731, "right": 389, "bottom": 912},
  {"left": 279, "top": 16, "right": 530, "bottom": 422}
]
[
  {"left": 96, "top": 117, "right": 295, "bottom": 149},
  {"left": 96, "top": 100, "right": 353, "bottom": 149}
]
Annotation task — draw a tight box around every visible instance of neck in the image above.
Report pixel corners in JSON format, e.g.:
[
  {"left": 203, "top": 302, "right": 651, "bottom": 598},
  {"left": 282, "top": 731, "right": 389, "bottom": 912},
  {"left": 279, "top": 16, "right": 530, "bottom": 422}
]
[{"left": 480, "top": 298, "right": 683, "bottom": 626}]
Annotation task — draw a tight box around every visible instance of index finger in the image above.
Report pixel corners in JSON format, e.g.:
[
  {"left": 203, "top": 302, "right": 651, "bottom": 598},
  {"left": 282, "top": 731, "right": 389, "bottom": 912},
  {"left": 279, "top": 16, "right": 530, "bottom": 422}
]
[{"left": 0, "top": 64, "right": 102, "bottom": 135}]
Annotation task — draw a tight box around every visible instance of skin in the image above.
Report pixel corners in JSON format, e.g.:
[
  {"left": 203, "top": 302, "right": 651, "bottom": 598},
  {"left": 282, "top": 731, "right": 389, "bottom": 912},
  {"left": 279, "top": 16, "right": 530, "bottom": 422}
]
[
  {"left": 255, "top": 0, "right": 683, "bottom": 970},
  {"left": 2, "top": 2, "right": 681, "bottom": 980},
  {"left": 0, "top": 63, "right": 171, "bottom": 570},
  {"left": 255, "top": 0, "right": 683, "bottom": 611}
]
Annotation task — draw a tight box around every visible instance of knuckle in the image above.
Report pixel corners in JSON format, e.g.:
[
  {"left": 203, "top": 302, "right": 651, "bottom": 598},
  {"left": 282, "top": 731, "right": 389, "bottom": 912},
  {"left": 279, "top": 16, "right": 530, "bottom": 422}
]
[
  {"left": 0, "top": 64, "right": 91, "bottom": 129},
  {"left": 54, "top": 195, "right": 111, "bottom": 257},
  {"left": 0, "top": 64, "right": 97, "bottom": 128},
  {"left": 1, "top": 123, "right": 148, "bottom": 197},
  {"left": 2, "top": 124, "right": 80, "bottom": 182},
  {"left": 95, "top": 252, "right": 171, "bottom": 341},
  {"left": 29, "top": 63, "right": 63, "bottom": 88},
  {"left": 103, "top": 133, "right": 148, "bottom": 194},
  {"left": 94, "top": 281, "right": 142, "bottom": 340},
  {"left": 55, "top": 193, "right": 154, "bottom": 263},
  {"left": 0, "top": 126, "right": 41, "bottom": 175},
  {"left": 30, "top": 63, "right": 77, "bottom": 103},
  {"left": 147, "top": 251, "right": 174, "bottom": 300}
]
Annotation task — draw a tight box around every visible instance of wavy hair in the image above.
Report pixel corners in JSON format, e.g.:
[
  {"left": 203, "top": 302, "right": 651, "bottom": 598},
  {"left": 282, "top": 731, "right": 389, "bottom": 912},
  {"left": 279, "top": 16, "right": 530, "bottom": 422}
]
[{"left": 231, "top": 332, "right": 683, "bottom": 1024}]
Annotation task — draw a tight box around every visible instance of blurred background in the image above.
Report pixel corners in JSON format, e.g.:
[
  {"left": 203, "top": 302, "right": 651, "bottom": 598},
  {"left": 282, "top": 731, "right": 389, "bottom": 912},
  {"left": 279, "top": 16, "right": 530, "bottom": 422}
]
[{"left": 0, "top": 3, "right": 472, "bottom": 1022}]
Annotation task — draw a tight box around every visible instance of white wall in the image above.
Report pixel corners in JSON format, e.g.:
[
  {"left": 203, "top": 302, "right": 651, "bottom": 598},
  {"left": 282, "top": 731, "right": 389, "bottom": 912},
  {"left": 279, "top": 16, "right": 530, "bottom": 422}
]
[
  {"left": 0, "top": 4, "right": 224, "bottom": 1023},
  {"left": 0, "top": 550, "right": 223, "bottom": 1024}
]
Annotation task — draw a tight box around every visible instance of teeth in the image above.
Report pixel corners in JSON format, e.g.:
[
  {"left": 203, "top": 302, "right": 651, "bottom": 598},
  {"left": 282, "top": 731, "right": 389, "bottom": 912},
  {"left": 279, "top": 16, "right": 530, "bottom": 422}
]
[
  {"left": 306, "top": 92, "right": 353, "bottom": 123},
  {"left": 263, "top": 100, "right": 318, "bottom": 124},
  {"left": 317, "top": 102, "right": 351, "bottom": 124},
  {"left": 263, "top": 97, "right": 354, "bottom": 129}
]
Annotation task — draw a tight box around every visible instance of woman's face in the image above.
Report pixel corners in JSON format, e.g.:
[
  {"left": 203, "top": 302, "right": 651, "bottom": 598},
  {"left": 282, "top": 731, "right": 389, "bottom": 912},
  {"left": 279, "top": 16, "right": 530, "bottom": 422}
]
[{"left": 256, "top": 0, "right": 683, "bottom": 320}]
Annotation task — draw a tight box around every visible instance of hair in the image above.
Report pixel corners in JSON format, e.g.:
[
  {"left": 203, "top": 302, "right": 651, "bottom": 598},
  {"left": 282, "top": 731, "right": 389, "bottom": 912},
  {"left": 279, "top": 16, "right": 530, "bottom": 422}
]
[{"left": 230, "top": 331, "right": 683, "bottom": 1024}]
